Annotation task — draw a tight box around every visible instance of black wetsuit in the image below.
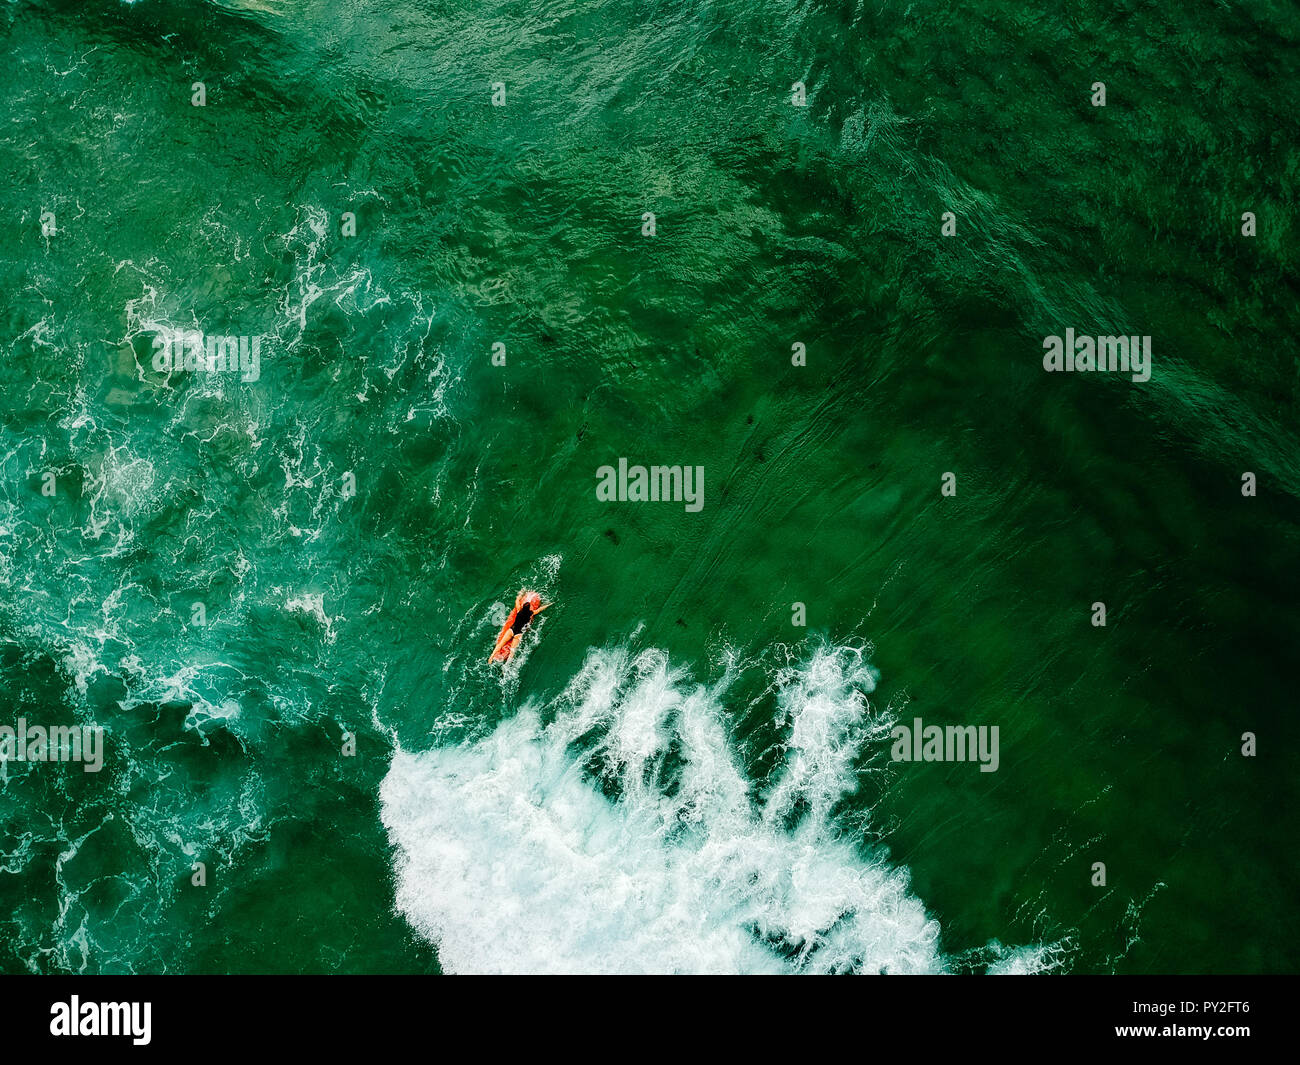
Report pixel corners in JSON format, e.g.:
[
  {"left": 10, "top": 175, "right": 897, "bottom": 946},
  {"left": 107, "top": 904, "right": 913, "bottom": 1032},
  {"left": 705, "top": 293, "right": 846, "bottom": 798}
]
[{"left": 510, "top": 602, "right": 534, "bottom": 634}]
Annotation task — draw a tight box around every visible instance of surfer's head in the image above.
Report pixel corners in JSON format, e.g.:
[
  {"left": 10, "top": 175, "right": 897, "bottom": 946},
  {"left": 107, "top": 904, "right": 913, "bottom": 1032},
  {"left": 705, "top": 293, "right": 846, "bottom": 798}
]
[{"left": 527, "top": 593, "right": 542, "bottom": 609}]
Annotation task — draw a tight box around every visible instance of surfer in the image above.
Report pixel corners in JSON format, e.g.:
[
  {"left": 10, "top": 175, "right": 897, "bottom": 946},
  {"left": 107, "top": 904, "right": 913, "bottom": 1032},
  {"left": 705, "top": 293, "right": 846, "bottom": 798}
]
[{"left": 489, "top": 590, "right": 549, "bottom": 663}]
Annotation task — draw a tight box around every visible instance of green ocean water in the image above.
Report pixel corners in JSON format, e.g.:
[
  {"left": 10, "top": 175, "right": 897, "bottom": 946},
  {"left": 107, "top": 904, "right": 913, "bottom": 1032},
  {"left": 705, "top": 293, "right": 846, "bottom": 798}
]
[{"left": 1, "top": 0, "right": 1297, "bottom": 973}]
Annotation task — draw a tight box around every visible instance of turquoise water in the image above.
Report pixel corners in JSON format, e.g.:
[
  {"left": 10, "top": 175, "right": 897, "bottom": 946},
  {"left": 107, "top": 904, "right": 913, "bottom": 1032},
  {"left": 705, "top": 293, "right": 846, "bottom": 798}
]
[{"left": 1, "top": 0, "right": 1297, "bottom": 973}]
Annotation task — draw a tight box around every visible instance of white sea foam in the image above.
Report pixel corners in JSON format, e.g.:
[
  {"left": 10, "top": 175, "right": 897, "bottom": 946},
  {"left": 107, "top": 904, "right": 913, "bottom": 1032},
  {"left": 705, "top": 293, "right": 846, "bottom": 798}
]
[
  {"left": 984, "top": 939, "right": 1071, "bottom": 975},
  {"left": 283, "top": 591, "right": 339, "bottom": 644},
  {"left": 379, "top": 643, "right": 1015, "bottom": 974}
]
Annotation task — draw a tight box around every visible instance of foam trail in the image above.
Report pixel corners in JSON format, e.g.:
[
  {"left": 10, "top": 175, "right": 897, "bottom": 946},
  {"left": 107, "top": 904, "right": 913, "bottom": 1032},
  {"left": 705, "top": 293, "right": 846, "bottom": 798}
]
[{"left": 381, "top": 644, "right": 959, "bottom": 974}]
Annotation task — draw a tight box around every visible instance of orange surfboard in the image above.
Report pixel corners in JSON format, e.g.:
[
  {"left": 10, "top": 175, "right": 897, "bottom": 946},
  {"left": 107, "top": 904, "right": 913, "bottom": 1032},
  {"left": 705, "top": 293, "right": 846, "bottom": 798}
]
[{"left": 488, "top": 590, "right": 550, "bottom": 663}]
